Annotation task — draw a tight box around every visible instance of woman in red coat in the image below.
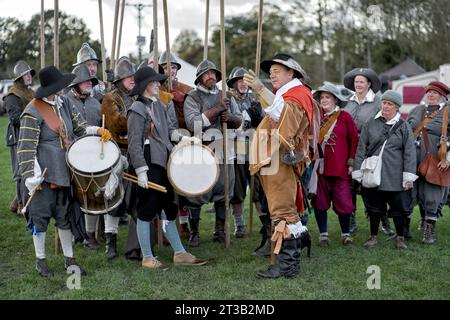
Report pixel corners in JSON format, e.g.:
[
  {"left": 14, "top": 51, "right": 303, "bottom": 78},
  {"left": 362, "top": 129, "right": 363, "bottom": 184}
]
[{"left": 311, "top": 83, "right": 358, "bottom": 246}]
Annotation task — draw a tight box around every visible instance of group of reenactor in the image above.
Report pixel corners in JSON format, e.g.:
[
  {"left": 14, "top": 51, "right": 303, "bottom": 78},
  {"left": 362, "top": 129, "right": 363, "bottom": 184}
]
[{"left": 4, "top": 42, "right": 449, "bottom": 280}]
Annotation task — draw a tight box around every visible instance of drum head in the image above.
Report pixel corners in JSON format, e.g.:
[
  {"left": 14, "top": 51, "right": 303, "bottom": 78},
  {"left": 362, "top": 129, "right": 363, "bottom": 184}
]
[
  {"left": 67, "top": 135, "right": 120, "bottom": 174},
  {"left": 168, "top": 143, "right": 219, "bottom": 196}
]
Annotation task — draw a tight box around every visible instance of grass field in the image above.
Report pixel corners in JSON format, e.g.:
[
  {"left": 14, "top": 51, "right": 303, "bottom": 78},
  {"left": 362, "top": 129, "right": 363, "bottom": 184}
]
[{"left": 0, "top": 115, "right": 449, "bottom": 300}]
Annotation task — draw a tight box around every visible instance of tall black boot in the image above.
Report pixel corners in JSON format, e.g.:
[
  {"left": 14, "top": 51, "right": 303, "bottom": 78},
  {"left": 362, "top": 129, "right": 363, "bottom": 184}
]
[
  {"left": 213, "top": 203, "right": 226, "bottom": 243},
  {"left": 253, "top": 214, "right": 271, "bottom": 256},
  {"left": 188, "top": 218, "right": 200, "bottom": 247},
  {"left": 213, "top": 217, "right": 226, "bottom": 243},
  {"left": 403, "top": 216, "right": 412, "bottom": 240},
  {"left": 85, "top": 232, "right": 100, "bottom": 250},
  {"left": 279, "top": 238, "right": 301, "bottom": 278},
  {"left": 105, "top": 233, "right": 117, "bottom": 260},
  {"left": 299, "top": 230, "right": 312, "bottom": 258}
]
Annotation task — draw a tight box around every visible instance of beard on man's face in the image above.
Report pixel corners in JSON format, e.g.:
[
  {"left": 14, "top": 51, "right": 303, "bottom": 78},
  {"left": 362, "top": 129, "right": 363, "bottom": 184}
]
[{"left": 202, "top": 78, "right": 217, "bottom": 89}]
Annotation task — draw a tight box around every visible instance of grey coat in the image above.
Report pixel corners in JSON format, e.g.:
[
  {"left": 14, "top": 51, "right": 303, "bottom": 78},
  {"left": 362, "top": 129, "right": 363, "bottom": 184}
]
[
  {"left": 407, "top": 104, "right": 450, "bottom": 213},
  {"left": 343, "top": 95, "right": 381, "bottom": 134},
  {"left": 184, "top": 87, "right": 242, "bottom": 135},
  {"left": 17, "top": 99, "right": 87, "bottom": 187},
  {"left": 127, "top": 97, "right": 176, "bottom": 170},
  {"left": 63, "top": 90, "right": 102, "bottom": 126},
  {"left": 354, "top": 116, "right": 416, "bottom": 192}
]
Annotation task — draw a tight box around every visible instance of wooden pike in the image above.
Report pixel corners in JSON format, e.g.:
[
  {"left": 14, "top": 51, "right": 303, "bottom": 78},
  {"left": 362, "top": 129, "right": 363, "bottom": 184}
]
[
  {"left": 203, "top": 0, "right": 210, "bottom": 60},
  {"left": 40, "top": 0, "right": 45, "bottom": 69},
  {"left": 98, "top": 0, "right": 107, "bottom": 82},
  {"left": 219, "top": 0, "right": 230, "bottom": 248},
  {"left": 163, "top": 0, "right": 172, "bottom": 91}
]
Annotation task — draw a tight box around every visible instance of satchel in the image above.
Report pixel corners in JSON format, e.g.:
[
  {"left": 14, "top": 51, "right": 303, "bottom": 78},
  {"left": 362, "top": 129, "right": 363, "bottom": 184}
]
[
  {"left": 361, "top": 141, "right": 386, "bottom": 188},
  {"left": 418, "top": 153, "right": 450, "bottom": 186},
  {"left": 417, "top": 106, "right": 450, "bottom": 186}
]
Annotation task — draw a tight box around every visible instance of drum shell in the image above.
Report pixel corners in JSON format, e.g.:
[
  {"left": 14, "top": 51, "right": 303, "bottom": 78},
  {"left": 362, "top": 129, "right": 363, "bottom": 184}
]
[{"left": 66, "top": 134, "right": 124, "bottom": 215}]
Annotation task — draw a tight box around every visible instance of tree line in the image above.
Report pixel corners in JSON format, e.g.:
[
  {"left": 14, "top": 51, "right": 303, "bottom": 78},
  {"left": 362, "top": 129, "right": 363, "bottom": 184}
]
[{"left": 1, "top": 1, "right": 449, "bottom": 88}]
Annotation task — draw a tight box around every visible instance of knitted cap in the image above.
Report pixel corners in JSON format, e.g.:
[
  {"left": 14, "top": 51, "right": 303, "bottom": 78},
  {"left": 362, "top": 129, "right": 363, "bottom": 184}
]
[{"left": 381, "top": 90, "right": 402, "bottom": 107}]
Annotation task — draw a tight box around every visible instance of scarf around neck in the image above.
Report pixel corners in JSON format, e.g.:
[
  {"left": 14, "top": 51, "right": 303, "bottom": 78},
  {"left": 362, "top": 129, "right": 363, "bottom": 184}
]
[{"left": 265, "top": 78, "right": 302, "bottom": 122}]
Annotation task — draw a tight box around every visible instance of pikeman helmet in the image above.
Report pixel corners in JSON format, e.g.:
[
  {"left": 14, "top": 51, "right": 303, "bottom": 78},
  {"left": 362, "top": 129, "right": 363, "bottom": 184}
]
[
  {"left": 194, "top": 59, "right": 221, "bottom": 85},
  {"left": 114, "top": 56, "right": 136, "bottom": 83},
  {"left": 13, "top": 60, "right": 35, "bottom": 82},
  {"left": 158, "top": 51, "right": 181, "bottom": 73},
  {"left": 226, "top": 66, "right": 248, "bottom": 88},
  {"left": 73, "top": 43, "right": 102, "bottom": 66},
  {"left": 69, "top": 64, "right": 99, "bottom": 87}
]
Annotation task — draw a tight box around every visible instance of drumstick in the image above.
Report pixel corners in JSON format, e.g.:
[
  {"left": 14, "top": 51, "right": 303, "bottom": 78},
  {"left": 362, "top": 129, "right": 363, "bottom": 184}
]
[
  {"left": 100, "top": 114, "right": 105, "bottom": 160},
  {"left": 123, "top": 172, "right": 167, "bottom": 193},
  {"left": 123, "top": 176, "right": 167, "bottom": 193},
  {"left": 21, "top": 168, "right": 48, "bottom": 215},
  {"left": 123, "top": 173, "right": 166, "bottom": 192}
]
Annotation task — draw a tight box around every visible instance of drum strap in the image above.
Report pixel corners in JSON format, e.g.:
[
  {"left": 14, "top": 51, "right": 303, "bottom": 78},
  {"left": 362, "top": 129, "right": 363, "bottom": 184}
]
[
  {"left": 33, "top": 98, "right": 71, "bottom": 148},
  {"left": 33, "top": 98, "right": 62, "bottom": 134}
]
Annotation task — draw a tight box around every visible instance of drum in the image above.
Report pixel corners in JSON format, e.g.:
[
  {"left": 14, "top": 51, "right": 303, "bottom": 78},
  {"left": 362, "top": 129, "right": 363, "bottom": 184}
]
[
  {"left": 66, "top": 134, "right": 124, "bottom": 214},
  {"left": 167, "top": 142, "right": 219, "bottom": 197}
]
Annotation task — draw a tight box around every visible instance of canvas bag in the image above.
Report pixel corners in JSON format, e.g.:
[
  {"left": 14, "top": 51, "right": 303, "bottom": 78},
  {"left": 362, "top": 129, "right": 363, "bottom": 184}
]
[
  {"left": 360, "top": 119, "right": 404, "bottom": 188},
  {"left": 360, "top": 140, "right": 387, "bottom": 188}
]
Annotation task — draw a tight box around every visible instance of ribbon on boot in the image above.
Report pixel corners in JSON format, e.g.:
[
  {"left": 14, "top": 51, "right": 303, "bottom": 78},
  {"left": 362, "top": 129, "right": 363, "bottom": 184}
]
[{"left": 271, "top": 220, "right": 291, "bottom": 255}]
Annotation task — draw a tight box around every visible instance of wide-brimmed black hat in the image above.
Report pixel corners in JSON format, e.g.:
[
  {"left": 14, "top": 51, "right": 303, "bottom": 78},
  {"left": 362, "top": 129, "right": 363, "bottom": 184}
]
[
  {"left": 129, "top": 66, "right": 167, "bottom": 96},
  {"left": 261, "top": 53, "right": 307, "bottom": 79},
  {"left": 34, "top": 66, "right": 76, "bottom": 99},
  {"left": 313, "top": 83, "right": 348, "bottom": 107},
  {"left": 343, "top": 68, "right": 381, "bottom": 93}
]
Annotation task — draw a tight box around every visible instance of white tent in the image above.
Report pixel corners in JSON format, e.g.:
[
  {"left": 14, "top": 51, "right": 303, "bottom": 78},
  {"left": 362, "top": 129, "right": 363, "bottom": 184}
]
[{"left": 176, "top": 56, "right": 197, "bottom": 87}]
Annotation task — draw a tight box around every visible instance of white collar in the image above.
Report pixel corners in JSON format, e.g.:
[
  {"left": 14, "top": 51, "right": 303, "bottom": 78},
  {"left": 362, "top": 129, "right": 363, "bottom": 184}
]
[
  {"left": 265, "top": 78, "right": 302, "bottom": 122},
  {"left": 324, "top": 106, "right": 339, "bottom": 116},
  {"left": 375, "top": 111, "right": 400, "bottom": 125},
  {"left": 350, "top": 89, "right": 375, "bottom": 104}
]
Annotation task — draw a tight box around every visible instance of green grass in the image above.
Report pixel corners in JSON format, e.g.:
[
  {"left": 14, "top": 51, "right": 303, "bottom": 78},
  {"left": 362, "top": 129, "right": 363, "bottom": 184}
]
[{"left": 0, "top": 115, "right": 449, "bottom": 300}]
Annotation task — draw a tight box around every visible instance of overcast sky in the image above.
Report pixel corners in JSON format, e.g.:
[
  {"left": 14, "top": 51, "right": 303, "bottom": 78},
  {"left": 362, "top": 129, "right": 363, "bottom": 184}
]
[{"left": 0, "top": 0, "right": 286, "bottom": 58}]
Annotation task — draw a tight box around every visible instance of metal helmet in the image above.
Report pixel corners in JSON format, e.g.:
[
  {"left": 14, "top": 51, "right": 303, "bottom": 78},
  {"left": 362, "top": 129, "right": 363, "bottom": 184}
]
[
  {"left": 194, "top": 59, "right": 221, "bottom": 85},
  {"left": 69, "top": 64, "right": 99, "bottom": 87},
  {"left": 13, "top": 60, "right": 35, "bottom": 82},
  {"left": 114, "top": 56, "right": 136, "bottom": 83},
  {"left": 261, "top": 52, "right": 307, "bottom": 80},
  {"left": 226, "top": 66, "right": 248, "bottom": 88},
  {"left": 73, "top": 42, "right": 102, "bottom": 66},
  {"left": 158, "top": 51, "right": 181, "bottom": 73}
]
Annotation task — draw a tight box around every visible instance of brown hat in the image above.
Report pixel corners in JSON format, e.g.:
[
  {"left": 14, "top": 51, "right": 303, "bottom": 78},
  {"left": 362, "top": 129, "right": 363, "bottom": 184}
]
[{"left": 425, "top": 81, "right": 450, "bottom": 97}]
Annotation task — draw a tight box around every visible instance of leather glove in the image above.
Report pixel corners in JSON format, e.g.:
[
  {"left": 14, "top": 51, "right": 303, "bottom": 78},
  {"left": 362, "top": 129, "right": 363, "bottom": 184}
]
[
  {"left": 203, "top": 101, "right": 227, "bottom": 124},
  {"left": 137, "top": 170, "right": 149, "bottom": 189},
  {"left": 105, "top": 69, "right": 115, "bottom": 83},
  {"left": 243, "top": 69, "right": 264, "bottom": 93},
  {"left": 243, "top": 69, "right": 275, "bottom": 106},
  {"left": 97, "top": 127, "right": 111, "bottom": 142},
  {"left": 247, "top": 101, "right": 264, "bottom": 127},
  {"left": 221, "top": 111, "right": 242, "bottom": 129}
]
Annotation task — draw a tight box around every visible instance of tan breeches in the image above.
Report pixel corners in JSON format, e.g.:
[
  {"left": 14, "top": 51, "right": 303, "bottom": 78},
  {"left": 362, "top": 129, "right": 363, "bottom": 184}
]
[{"left": 258, "top": 159, "right": 300, "bottom": 225}]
